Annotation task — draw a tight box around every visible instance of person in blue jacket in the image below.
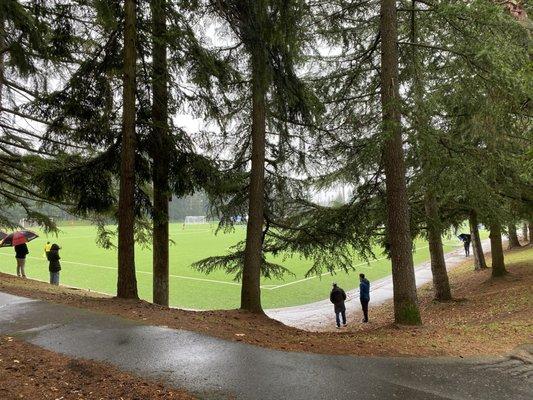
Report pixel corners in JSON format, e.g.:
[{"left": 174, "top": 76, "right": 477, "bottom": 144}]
[{"left": 359, "top": 273, "right": 370, "bottom": 323}]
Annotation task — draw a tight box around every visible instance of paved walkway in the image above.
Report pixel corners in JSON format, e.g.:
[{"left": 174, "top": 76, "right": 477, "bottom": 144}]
[
  {"left": 1, "top": 291, "right": 531, "bottom": 400},
  {"left": 266, "top": 240, "right": 491, "bottom": 329}
]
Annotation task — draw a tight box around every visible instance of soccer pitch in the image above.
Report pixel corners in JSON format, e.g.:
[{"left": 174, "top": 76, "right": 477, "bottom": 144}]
[{"left": 0, "top": 223, "right": 469, "bottom": 309}]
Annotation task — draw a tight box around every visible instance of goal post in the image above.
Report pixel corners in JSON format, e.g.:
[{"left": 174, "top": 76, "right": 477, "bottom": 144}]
[{"left": 184, "top": 216, "right": 207, "bottom": 225}]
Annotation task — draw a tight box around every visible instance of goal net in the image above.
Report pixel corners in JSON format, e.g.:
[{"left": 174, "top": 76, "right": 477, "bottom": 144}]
[{"left": 184, "top": 216, "right": 207, "bottom": 225}]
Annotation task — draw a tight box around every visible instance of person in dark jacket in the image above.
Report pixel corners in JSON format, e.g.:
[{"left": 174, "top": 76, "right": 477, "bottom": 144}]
[
  {"left": 458, "top": 233, "right": 471, "bottom": 257},
  {"left": 48, "top": 244, "right": 61, "bottom": 285},
  {"left": 330, "top": 283, "right": 347, "bottom": 328},
  {"left": 14, "top": 243, "right": 29, "bottom": 278},
  {"left": 359, "top": 273, "right": 370, "bottom": 323}
]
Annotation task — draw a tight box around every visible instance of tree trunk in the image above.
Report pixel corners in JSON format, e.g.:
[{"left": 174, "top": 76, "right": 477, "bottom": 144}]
[
  {"left": 522, "top": 223, "right": 528, "bottom": 242},
  {"left": 0, "top": 17, "right": 4, "bottom": 107},
  {"left": 507, "top": 224, "right": 521, "bottom": 249},
  {"left": 489, "top": 223, "right": 507, "bottom": 277},
  {"left": 529, "top": 222, "right": 533, "bottom": 244},
  {"left": 424, "top": 192, "right": 452, "bottom": 301},
  {"left": 117, "top": 0, "right": 138, "bottom": 299},
  {"left": 469, "top": 210, "right": 487, "bottom": 270},
  {"left": 380, "top": 0, "right": 420, "bottom": 325},
  {"left": 241, "top": 47, "right": 267, "bottom": 314},
  {"left": 151, "top": 0, "right": 170, "bottom": 307},
  {"left": 409, "top": 1, "right": 450, "bottom": 302}
]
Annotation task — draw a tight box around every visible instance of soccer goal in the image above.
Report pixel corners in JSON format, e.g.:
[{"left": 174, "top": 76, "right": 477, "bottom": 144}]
[{"left": 184, "top": 216, "right": 207, "bottom": 225}]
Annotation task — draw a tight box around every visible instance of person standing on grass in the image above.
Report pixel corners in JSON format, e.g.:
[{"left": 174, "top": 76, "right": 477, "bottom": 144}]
[
  {"left": 359, "top": 273, "right": 370, "bottom": 323},
  {"left": 44, "top": 241, "right": 52, "bottom": 259},
  {"left": 458, "top": 233, "right": 471, "bottom": 257},
  {"left": 330, "top": 283, "right": 347, "bottom": 329},
  {"left": 48, "top": 244, "right": 61, "bottom": 285},
  {"left": 14, "top": 242, "right": 29, "bottom": 278}
]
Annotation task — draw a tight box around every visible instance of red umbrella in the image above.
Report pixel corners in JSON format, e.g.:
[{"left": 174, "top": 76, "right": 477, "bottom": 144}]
[{"left": 0, "top": 231, "right": 39, "bottom": 247}]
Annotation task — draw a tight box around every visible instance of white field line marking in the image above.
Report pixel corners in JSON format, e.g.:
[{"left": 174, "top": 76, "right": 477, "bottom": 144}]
[
  {"left": 269, "top": 255, "right": 393, "bottom": 290},
  {"left": 45, "top": 235, "right": 100, "bottom": 239},
  {"left": 0, "top": 252, "right": 268, "bottom": 289},
  {"left": 42, "top": 230, "right": 216, "bottom": 240},
  {"left": 0, "top": 242, "right": 463, "bottom": 291},
  {"left": 169, "top": 229, "right": 214, "bottom": 235},
  {"left": 268, "top": 242, "right": 462, "bottom": 290}
]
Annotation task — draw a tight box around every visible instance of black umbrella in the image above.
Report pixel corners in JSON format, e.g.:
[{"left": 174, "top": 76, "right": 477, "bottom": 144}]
[
  {"left": 0, "top": 232, "right": 7, "bottom": 241},
  {"left": 0, "top": 230, "right": 39, "bottom": 247}
]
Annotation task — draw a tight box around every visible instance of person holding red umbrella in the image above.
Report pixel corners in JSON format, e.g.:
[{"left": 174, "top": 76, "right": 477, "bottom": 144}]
[
  {"left": 13, "top": 234, "right": 29, "bottom": 278},
  {"left": 0, "top": 231, "right": 39, "bottom": 278}
]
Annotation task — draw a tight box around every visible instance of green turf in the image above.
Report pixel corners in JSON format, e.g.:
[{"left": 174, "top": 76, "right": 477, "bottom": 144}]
[{"left": 0, "top": 223, "right": 481, "bottom": 309}]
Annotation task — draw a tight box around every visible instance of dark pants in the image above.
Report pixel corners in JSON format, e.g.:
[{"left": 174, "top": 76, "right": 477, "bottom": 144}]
[
  {"left": 50, "top": 271, "right": 60, "bottom": 285},
  {"left": 464, "top": 242, "right": 470, "bottom": 257},
  {"left": 335, "top": 305, "right": 346, "bottom": 327},
  {"left": 360, "top": 298, "right": 369, "bottom": 322}
]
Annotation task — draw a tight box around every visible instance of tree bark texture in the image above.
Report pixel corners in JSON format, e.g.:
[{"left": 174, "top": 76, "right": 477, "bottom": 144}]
[
  {"left": 151, "top": 0, "right": 170, "bottom": 307},
  {"left": 409, "top": 1, "right": 451, "bottom": 303},
  {"left": 0, "top": 18, "right": 5, "bottom": 107},
  {"left": 241, "top": 47, "right": 267, "bottom": 314},
  {"left": 424, "top": 192, "right": 452, "bottom": 301},
  {"left": 522, "top": 223, "right": 528, "bottom": 242},
  {"left": 507, "top": 224, "right": 521, "bottom": 249},
  {"left": 489, "top": 223, "right": 507, "bottom": 277},
  {"left": 469, "top": 210, "right": 487, "bottom": 270},
  {"left": 117, "top": 0, "right": 139, "bottom": 299},
  {"left": 380, "top": 0, "right": 420, "bottom": 324}
]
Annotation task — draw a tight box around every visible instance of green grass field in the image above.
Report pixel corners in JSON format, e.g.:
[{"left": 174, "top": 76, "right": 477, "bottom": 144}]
[{"left": 0, "top": 223, "right": 474, "bottom": 309}]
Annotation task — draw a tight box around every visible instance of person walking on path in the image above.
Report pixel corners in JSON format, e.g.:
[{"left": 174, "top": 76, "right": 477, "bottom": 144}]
[
  {"left": 330, "top": 283, "right": 347, "bottom": 328},
  {"left": 48, "top": 244, "right": 61, "bottom": 285},
  {"left": 359, "top": 273, "right": 370, "bottom": 323},
  {"left": 44, "top": 241, "right": 52, "bottom": 259},
  {"left": 458, "top": 233, "right": 471, "bottom": 257},
  {"left": 14, "top": 242, "right": 29, "bottom": 278}
]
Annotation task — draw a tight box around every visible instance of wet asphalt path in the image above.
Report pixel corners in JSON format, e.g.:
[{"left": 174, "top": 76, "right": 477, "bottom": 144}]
[{"left": 0, "top": 292, "right": 531, "bottom": 400}]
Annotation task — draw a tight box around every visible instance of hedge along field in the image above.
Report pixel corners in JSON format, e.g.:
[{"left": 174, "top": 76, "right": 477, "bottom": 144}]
[{"left": 0, "top": 223, "right": 478, "bottom": 309}]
